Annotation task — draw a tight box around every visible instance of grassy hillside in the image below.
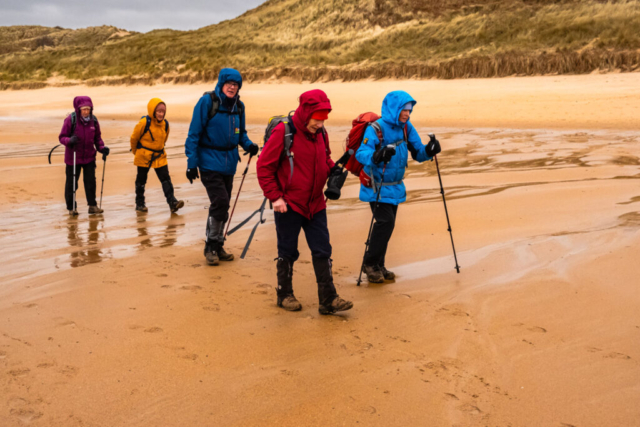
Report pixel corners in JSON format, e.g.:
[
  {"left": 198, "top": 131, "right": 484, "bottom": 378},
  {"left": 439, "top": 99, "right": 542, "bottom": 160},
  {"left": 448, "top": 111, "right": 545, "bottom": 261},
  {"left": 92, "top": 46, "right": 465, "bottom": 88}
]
[{"left": 1, "top": 0, "right": 639, "bottom": 89}]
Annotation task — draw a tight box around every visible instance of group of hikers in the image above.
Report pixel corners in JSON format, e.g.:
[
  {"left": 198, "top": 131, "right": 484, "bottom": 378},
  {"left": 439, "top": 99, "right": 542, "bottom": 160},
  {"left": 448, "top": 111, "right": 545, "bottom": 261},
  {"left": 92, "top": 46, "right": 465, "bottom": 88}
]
[{"left": 57, "top": 67, "right": 443, "bottom": 315}]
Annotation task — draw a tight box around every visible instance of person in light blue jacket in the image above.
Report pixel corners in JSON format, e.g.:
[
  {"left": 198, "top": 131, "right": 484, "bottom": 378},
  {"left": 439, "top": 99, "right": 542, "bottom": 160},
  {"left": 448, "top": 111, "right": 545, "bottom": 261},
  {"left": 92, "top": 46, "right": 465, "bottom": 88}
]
[
  {"left": 355, "top": 90, "right": 441, "bottom": 283},
  {"left": 185, "top": 68, "right": 259, "bottom": 266}
]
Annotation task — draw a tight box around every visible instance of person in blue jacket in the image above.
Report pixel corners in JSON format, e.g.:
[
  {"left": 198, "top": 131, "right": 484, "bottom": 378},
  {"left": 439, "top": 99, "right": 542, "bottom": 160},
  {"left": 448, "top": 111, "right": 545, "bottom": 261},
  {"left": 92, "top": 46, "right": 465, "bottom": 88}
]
[
  {"left": 185, "top": 68, "right": 260, "bottom": 266},
  {"left": 355, "top": 90, "right": 441, "bottom": 283}
]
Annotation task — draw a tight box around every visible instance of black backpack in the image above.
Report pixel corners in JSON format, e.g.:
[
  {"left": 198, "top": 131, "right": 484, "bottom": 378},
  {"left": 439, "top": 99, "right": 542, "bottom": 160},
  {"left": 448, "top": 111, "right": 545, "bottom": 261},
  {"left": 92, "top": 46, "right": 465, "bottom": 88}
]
[
  {"left": 263, "top": 112, "right": 328, "bottom": 181},
  {"left": 199, "top": 91, "right": 246, "bottom": 151}
]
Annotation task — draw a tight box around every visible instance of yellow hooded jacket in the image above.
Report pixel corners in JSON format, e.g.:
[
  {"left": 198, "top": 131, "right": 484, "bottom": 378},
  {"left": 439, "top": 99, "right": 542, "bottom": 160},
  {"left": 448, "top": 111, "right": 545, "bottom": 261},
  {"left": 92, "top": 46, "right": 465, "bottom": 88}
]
[{"left": 130, "top": 98, "right": 169, "bottom": 169}]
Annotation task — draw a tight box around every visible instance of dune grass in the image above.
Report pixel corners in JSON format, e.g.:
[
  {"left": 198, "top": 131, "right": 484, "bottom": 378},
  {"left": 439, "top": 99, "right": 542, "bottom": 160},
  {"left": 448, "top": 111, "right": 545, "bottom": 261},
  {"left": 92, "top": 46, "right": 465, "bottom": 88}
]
[{"left": 0, "top": 0, "right": 639, "bottom": 88}]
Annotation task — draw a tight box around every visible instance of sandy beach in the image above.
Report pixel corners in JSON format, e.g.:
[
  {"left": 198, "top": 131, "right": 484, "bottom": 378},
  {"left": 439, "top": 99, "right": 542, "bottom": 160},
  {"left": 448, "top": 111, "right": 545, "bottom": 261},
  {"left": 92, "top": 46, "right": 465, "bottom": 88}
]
[{"left": 1, "top": 74, "right": 639, "bottom": 426}]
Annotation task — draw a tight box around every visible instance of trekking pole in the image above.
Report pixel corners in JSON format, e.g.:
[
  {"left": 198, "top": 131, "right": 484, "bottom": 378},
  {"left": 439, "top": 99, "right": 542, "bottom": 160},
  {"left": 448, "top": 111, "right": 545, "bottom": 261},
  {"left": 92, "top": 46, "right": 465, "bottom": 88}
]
[
  {"left": 72, "top": 147, "right": 78, "bottom": 215},
  {"left": 48, "top": 144, "right": 62, "bottom": 164},
  {"left": 99, "top": 156, "right": 107, "bottom": 210},
  {"left": 433, "top": 151, "right": 461, "bottom": 274},
  {"left": 356, "top": 163, "right": 387, "bottom": 286},
  {"left": 224, "top": 154, "right": 253, "bottom": 241}
]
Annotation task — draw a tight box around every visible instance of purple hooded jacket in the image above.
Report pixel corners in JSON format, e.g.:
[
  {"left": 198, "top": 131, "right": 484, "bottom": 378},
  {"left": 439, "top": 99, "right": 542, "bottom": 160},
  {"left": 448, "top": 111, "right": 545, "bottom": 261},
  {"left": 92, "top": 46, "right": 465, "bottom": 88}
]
[{"left": 58, "top": 96, "right": 105, "bottom": 166}]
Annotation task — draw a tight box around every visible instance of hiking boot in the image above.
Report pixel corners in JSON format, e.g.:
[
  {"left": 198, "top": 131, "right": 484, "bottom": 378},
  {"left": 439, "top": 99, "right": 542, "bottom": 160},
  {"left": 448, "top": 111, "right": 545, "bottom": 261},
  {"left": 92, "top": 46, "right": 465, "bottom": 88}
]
[
  {"left": 216, "top": 222, "right": 233, "bottom": 261},
  {"left": 363, "top": 264, "right": 384, "bottom": 283},
  {"left": 218, "top": 246, "right": 234, "bottom": 261},
  {"left": 170, "top": 199, "right": 184, "bottom": 213},
  {"left": 277, "top": 295, "right": 302, "bottom": 311},
  {"left": 88, "top": 205, "right": 103, "bottom": 215},
  {"left": 319, "top": 296, "right": 353, "bottom": 315},
  {"left": 204, "top": 242, "right": 219, "bottom": 266},
  {"left": 68, "top": 210, "right": 78, "bottom": 216},
  {"left": 379, "top": 265, "right": 395, "bottom": 281},
  {"left": 135, "top": 204, "right": 148, "bottom": 212}
]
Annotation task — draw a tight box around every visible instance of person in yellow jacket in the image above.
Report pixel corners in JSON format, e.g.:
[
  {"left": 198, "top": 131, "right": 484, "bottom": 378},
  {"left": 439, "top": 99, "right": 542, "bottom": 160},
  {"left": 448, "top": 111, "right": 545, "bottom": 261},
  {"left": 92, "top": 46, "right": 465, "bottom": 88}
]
[{"left": 130, "top": 98, "right": 184, "bottom": 213}]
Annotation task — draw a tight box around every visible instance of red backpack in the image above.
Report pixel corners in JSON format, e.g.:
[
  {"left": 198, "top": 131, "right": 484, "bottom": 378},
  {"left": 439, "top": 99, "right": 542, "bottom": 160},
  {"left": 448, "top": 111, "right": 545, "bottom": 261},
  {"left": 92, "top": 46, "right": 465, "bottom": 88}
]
[{"left": 344, "top": 112, "right": 380, "bottom": 187}]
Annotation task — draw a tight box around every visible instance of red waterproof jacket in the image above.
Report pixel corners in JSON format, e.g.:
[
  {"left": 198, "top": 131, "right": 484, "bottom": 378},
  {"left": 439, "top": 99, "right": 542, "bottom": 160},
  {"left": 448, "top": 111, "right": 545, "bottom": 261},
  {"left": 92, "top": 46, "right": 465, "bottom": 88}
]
[{"left": 257, "top": 90, "right": 335, "bottom": 219}]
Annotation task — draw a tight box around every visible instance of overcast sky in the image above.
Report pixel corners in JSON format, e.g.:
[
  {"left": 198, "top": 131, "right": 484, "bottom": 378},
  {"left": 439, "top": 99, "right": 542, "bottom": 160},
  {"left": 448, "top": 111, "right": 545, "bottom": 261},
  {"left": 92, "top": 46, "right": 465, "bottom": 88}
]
[{"left": 0, "top": 0, "right": 266, "bottom": 33}]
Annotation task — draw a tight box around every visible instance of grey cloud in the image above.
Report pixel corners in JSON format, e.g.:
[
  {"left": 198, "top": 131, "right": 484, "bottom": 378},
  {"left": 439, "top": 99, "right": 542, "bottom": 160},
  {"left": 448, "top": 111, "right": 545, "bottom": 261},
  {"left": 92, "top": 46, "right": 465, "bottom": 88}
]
[{"left": 0, "top": 0, "right": 265, "bottom": 32}]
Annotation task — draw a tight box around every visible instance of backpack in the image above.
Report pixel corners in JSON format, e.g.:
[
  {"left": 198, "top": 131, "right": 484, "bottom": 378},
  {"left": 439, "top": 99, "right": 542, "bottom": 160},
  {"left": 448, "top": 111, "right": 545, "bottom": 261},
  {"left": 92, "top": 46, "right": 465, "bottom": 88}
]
[
  {"left": 343, "top": 112, "right": 408, "bottom": 188},
  {"left": 199, "top": 91, "right": 246, "bottom": 151},
  {"left": 136, "top": 115, "right": 169, "bottom": 168},
  {"left": 69, "top": 112, "right": 99, "bottom": 145},
  {"left": 263, "top": 112, "right": 328, "bottom": 182}
]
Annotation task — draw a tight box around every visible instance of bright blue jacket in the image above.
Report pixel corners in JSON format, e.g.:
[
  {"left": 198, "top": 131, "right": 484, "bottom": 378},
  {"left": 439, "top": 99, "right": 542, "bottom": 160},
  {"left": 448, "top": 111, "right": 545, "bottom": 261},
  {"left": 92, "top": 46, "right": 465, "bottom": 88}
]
[
  {"left": 355, "top": 90, "right": 431, "bottom": 205},
  {"left": 185, "top": 68, "right": 254, "bottom": 175}
]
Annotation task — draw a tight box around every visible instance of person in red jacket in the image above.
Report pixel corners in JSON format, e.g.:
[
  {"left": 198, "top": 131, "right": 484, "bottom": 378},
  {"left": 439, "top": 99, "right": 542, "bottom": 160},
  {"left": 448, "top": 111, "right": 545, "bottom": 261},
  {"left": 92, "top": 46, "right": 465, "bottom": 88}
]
[{"left": 257, "top": 89, "right": 353, "bottom": 315}]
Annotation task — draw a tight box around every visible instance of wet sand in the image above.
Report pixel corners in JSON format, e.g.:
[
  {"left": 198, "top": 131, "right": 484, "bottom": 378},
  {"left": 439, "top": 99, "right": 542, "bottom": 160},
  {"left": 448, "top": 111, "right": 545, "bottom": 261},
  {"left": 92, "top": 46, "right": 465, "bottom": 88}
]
[{"left": 1, "top": 75, "right": 639, "bottom": 426}]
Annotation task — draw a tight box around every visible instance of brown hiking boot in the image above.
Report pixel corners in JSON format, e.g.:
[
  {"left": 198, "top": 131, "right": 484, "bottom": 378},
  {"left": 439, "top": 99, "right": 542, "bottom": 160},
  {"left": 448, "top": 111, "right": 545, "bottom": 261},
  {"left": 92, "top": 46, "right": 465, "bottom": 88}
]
[
  {"left": 319, "top": 296, "right": 353, "bottom": 315},
  {"left": 88, "top": 205, "right": 103, "bottom": 214},
  {"left": 363, "top": 265, "right": 384, "bottom": 283},
  {"left": 380, "top": 265, "right": 395, "bottom": 281},
  {"left": 204, "top": 242, "right": 219, "bottom": 266},
  {"left": 277, "top": 295, "right": 302, "bottom": 311},
  {"left": 136, "top": 204, "right": 148, "bottom": 212},
  {"left": 218, "top": 246, "right": 234, "bottom": 262},
  {"left": 68, "top": 210, "right": 78, "bottom": 217}
]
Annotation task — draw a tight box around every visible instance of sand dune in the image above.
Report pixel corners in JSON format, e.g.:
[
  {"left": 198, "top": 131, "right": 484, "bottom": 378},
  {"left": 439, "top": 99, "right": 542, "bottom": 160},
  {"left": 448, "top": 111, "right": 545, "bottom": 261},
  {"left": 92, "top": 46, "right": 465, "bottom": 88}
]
[{"left": 0, "top": 75, "right": 639, "bottom": 426}]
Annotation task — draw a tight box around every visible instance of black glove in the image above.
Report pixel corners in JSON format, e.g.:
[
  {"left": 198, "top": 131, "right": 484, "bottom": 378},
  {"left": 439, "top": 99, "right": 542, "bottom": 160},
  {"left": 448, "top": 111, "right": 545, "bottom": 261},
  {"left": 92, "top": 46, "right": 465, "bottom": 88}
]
[
  {"left": 324, "top": 168, "right": 348, "bottom": 200},
  {"left": 186, "top": 168, "right": 199, "bottom": 184},
  {"left": 68, "top": 135, "right": 79, "bottom": 148},
  {"left": 372, "top": 145, "right": 396, "bottom": 164},
  {"left": 425, "top": 134, "right": 441, "bottom": 158},
  {"left": 329, "top": 165, "right": 342, "bottom": 176},
  {"left": 247, "top": 143, "right": 259, "bottom": 156},
  {"left": 100, "top": 146, "right": 110, "bottom": 160}
]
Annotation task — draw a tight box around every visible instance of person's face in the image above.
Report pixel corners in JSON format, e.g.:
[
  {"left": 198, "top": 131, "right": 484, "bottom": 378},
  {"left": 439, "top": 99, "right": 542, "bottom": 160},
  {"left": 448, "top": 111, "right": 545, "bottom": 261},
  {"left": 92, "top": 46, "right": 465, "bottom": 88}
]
[
  {"left": 155, "top": 103, "right": 166, "bottom": 121},
  {"left": 80, "top": 107, "right": 91, "bottom": 118},
  {"left": 222, "top": 81, "right": 239, "bottom": 98},
  {"left": 399, "top": 109, "right": 411, "bottom": 123},
  {"left": 307, "top": 118, "right": 324, "bottom": 134}
]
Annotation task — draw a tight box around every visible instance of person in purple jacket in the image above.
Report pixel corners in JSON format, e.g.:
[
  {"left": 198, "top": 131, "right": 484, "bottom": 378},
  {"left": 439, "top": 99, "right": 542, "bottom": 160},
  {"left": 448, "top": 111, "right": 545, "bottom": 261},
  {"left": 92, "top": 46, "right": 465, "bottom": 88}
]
[{"left": 58, "top": 96, "right": 110, "bottom": 215}]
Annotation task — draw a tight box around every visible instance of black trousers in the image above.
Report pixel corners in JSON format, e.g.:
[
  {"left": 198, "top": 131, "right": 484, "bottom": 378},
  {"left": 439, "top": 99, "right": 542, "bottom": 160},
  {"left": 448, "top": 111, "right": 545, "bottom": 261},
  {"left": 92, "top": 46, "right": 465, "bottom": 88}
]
[
  {"left": 274, "top": 208, "right": 332, "bottom": 262},
  {"left": 65, "top": 161, "right": 97, "bottom": 210},
  {"left": 135, "top": 165, "right": 171, "bottom": 186},
  {"left": 201, "top": 170, "right": 234, "bottom": 222},
  {"left": 364, "top": 202, "right": 398, "bottom": 267}
]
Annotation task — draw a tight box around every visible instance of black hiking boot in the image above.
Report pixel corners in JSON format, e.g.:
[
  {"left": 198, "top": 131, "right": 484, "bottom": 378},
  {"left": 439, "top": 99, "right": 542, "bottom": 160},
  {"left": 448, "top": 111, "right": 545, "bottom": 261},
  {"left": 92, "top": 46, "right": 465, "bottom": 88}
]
[
  {"left": 162, "top": 180, "right": 183, "bottom": 213},
  {"left": 379, "top": 265, "right": 395, "bottom": 281},
  {"left": 276, "top": 257, "right": 301, "bottom": 311},
  {"left": 204, "top": 241, "right": 219, "bottom": 266},
  {"left": 312, "top": 257, "right": 352, "bottom": 315},
  {"left": 135, "top": 183, "right": 146, "bottom": 210},
  {"left": 170, "top": 199, "right": 184, "bottom": 213},
  {"left": 217, "top": 221, "right": 234, "bottom": 261},
  {"left": 363, "top": 264, "right": 384, "bottom": 283},
  {"left": 319, "top": 297, "right": 354, "bottom": 315},
  {"left": 204, "top": 216, "right": 223, "bottom": 266}
]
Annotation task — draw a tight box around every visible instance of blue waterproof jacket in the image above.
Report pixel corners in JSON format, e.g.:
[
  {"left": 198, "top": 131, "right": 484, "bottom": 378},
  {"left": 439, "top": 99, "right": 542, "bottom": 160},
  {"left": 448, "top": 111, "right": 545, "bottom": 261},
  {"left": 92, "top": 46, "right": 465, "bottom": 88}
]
[
  {"left": 355, "top": 90, "right": 432, "bottom": 205},
  {"left": 185, "top": 68, "right": 254, "bottom": 175}
]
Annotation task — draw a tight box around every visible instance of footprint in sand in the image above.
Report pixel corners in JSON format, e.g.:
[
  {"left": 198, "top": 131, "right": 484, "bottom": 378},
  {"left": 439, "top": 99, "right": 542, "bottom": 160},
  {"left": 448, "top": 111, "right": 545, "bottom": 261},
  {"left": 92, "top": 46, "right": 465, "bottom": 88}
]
[
  {"left": 156, "top": 273, "right": 168, "bottom": 277},
  {"left": 180, "top": 285, "right": 202, "bottom": 291},
  {"left": 23, "top": 303, "right": 37, "bottom": 309},
  {"left": 37, "top": 362, "right": 54, "bottom": 369},
  {"left": 527, "top": 326, "right": 547, "bottom": 333},
  {"left": 58, "top": 365, "right": 79, "bottom": 377},
  {"left": 10, "top": 408, "right": 43, "bottom": 424},
  {"left": 202, "top": 305, "right": 220, "bottom": 312},
  {"left": 144, "top": 327, "right": 163, "bottom": 333},
  {"left": 0, "top": 350, "right": 6, "bottom": 359},
  {"left": 181, "top": 353, "right": 198, "bottom": 361},
  {"left": 8, "top": 368, "right": 30, "bottom": 377},
  {"left": 604, "top": 352, "right": 632, "bottom": 360}
]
